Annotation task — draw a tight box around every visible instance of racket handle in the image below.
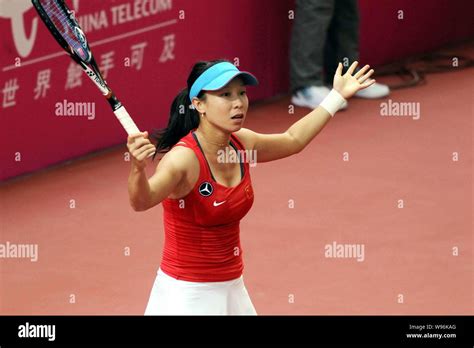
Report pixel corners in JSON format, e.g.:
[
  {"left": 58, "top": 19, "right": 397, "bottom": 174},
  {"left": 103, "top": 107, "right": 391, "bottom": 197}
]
[
  {"left": 114, "top": 105, "right": 155, "bottom": 158},
  {"left": 114, "top": 106, "right": 141, "bottom": 135}
]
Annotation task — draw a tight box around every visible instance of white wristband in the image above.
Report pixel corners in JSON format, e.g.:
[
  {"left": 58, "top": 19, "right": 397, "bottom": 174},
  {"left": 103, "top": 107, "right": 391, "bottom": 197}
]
[{"left": 319, "top": 89, "right": 346, "bottom": 117}]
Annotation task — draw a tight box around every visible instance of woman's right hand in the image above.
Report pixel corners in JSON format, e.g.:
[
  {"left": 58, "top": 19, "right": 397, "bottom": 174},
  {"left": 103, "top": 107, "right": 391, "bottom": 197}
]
[{"left": 127, "top": 131, "right": 156, "bottom": 170}]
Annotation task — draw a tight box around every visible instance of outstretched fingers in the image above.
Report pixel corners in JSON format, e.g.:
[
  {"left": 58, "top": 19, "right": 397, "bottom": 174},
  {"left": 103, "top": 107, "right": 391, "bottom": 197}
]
[
  {"left": 360, "top": 78, "right": 376, "bottom": 89},
  {"left": 346, "top": 61, "right": 359, "bottom": 75},
  {"left": 354, "top": 64, "right": 370, "bottom": 79},
  {"left": 336, "top": 62, "right": 343, "bottom": 76},
  {"left": 358, "top": 69, "right": 375, "bottom": 84}
]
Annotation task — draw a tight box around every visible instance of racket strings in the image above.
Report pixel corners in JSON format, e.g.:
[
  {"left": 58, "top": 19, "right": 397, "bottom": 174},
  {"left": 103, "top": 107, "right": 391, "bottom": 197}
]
[{"left": 40, "top": 0, "right": 90, "bottom": 61}]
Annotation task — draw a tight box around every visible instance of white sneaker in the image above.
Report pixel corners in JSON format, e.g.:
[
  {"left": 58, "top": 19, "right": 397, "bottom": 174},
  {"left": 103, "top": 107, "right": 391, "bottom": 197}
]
[
  {"left": 354, "top": 82, "right": 390, "bottom": 99},
  {"left": 292, "top": 86, "right": 348, "bottom": 110}
]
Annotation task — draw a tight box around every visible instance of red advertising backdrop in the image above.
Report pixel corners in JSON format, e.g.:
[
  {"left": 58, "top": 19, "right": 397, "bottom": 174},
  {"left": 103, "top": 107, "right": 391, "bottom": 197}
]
[
  {"left": 1, "top": 0, "right": 473, "bottom": 181},
  {"left": 1, "top": 0, "right": 293, "bottom": 181}
]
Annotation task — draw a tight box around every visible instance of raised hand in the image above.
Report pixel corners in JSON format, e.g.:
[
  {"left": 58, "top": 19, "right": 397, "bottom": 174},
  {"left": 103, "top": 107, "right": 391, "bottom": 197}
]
[{"left": 333, "top": 61, "right": 375, "bottom": 99}]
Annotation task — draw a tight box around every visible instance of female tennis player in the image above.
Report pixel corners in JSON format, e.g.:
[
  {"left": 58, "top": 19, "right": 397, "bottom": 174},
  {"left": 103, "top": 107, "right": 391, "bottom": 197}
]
[{"left": 127, "top": 59, "right": 375, "bottom": 315}]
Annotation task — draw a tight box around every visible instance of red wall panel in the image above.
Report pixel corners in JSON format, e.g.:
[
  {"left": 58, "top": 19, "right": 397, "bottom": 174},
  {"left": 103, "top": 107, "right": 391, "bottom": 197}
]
[{"left": 1, "top": 0, "right": 472, "bottom": 181}]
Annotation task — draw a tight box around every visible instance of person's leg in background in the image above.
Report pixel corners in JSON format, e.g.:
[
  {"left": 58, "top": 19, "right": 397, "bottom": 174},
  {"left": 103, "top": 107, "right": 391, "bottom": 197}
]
[
  {"left": 325, "top": 0, "right": 389, "bottom": 98},
  {"left": 290, "top": 0, "right": 344, "bottom": 108},
  {"left": 323, "top": 0, "right": 359, "bottom": 83}
]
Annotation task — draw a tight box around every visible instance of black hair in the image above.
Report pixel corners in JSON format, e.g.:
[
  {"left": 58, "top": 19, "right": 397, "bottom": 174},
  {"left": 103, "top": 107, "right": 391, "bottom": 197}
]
[{"left": 151, "top": 59, "right": 230, "bottom": 158}]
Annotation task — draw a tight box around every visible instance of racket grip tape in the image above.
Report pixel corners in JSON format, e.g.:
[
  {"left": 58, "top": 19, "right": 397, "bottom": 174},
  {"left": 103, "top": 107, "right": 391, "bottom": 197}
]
[
  {"left": 114, "top": 106, "right": 141, "bottom": 135},
  {"left": 114, "top": 106, "right": 155, "bottom": 158}
]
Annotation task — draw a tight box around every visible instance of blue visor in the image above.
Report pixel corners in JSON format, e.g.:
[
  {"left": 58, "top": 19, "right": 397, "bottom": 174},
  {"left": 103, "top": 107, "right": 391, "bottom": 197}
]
[{"left": 189, "top": 62, "right": 259, "bottom": 101}]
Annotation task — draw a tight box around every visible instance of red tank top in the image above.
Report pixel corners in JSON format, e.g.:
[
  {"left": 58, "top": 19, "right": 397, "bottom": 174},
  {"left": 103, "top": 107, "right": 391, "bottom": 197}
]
[{"left": 160, "top": 130, "right": 255, "bottom": 282}]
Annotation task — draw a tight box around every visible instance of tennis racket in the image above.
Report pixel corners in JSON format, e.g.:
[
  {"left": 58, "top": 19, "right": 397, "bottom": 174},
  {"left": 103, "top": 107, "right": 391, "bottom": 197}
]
[{"left": 31, "top": 0, "right": 141, "bottom": 135}]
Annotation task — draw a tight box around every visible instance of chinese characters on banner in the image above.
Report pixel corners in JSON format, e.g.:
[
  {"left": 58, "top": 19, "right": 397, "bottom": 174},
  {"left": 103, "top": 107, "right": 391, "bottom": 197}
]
[
  {"left": 1, "top": 0, "right": 292, "bottom": 180},
  {"left": 1, "top": 0, "right": 181, "bottom": 180}
]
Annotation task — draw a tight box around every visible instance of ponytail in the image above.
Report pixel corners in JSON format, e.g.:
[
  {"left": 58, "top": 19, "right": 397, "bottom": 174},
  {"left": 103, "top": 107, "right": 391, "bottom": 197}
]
[{"left": 151, "top": 88, "right": 200, "bottom": 157}]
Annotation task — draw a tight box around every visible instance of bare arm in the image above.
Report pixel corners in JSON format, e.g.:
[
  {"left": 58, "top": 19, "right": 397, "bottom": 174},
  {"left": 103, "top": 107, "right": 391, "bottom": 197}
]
[
  {"left": 127, "top": 133, "right": 191, "bottom": 211},
  {"left": 236, "top": 61, "right": 375, "bottom": 162},
  {"left": 128, "top": 164, "right": 153, "bottom": 212},
  {"left": 128, "top": 152, "right": 186, "bottom": 211}
]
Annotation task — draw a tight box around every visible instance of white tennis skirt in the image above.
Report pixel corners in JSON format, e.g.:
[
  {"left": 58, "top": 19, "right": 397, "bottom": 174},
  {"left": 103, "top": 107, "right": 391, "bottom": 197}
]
[{"left": 144, "top": 268, "right": 257, "bottom": 315}]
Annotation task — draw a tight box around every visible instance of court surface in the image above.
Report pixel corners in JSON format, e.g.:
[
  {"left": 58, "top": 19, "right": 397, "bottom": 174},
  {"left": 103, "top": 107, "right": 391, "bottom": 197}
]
[{"left": 1, "top": 48, "right": 472, "bottom": 315}]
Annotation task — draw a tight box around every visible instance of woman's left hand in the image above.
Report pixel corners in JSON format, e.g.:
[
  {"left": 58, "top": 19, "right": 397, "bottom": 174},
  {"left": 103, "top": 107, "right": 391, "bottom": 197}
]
[{"left": 333, "top": 61, "right": 375, "bottom": 99}]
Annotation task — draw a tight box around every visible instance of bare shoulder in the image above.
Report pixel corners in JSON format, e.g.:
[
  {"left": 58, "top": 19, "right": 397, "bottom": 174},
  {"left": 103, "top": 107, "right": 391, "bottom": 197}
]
[
  {"left": 234, "top": 127, "right": 257, "bottom": 150},
  {"left": 155, "top": 145, "right": 200, "bottom": 199},
  {"left": 154, "top": 145, "right": 198, "bottom": 174}
]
